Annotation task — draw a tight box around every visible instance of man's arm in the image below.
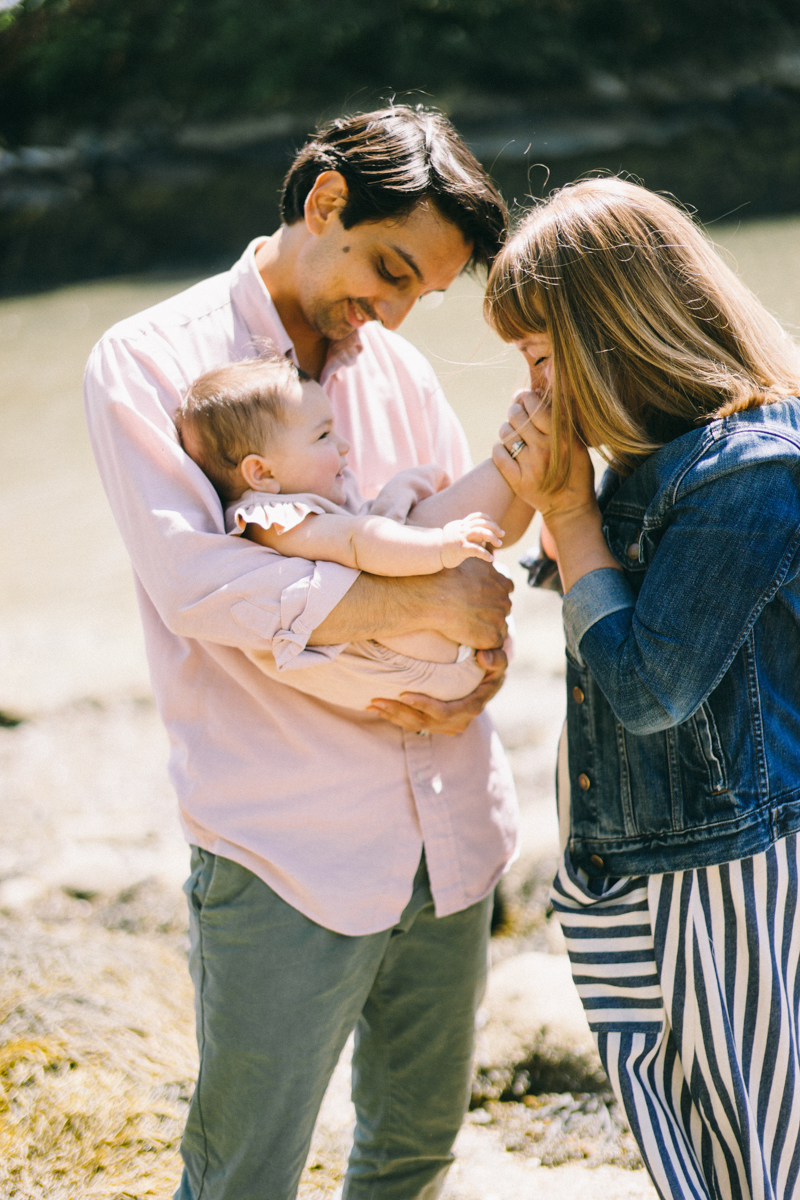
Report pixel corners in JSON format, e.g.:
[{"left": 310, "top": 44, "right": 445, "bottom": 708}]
[{"left": 308, "top": 557, "right": 512, "bottom": 648}]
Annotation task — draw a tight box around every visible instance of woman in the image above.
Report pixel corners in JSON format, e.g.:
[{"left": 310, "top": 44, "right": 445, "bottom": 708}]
[{"left": 486, "top": 176, "right": 800, "bottom": 1200}]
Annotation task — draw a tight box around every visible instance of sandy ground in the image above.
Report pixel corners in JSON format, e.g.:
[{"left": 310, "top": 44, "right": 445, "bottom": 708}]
[{"left": 4, "top": 215, "right": 799, "bottom": 1196}]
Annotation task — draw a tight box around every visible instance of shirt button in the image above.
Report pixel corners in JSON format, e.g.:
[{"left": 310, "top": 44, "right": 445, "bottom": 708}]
[
  {"left": 577, "top": 773, "right": 591, "bottom": 790},
  {"left": 626, "top": 540, "right": 641, "bottom": 560},
  {"left": 572, "top": 686, "right": 585, "bottom": 704},
  {"left": 590, "top": 854, "right": 605, "bottom": 868}
]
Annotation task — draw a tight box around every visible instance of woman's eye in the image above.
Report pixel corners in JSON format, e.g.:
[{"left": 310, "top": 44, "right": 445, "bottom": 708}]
[{"left": 533, "top": 356, "right": 548, "bottom": 366}]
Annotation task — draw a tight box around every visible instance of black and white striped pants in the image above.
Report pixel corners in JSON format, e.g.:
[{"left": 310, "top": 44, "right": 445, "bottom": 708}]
[{"left": 551, "top": 833, "right": 800, "bottom": 1200}]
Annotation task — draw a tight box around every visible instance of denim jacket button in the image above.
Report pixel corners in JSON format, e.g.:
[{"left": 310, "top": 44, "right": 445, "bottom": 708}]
[
  {"left": 626, "top": 540, "right": 641, "bottom": 560},
  {"left": 572, "top": 686, "right": 585, "bottom": 704},
  {"left": 578, "top": 773, "right": 591, "bottom": 790},
  {"left": 590, "top": 854, "right": 605, "bottom": 868}
]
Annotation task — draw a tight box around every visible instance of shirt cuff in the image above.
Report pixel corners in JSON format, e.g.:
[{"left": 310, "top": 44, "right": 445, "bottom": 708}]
[
  {"left": 562, "top": 568, "right": 634, "bottom": 662},
  {"left": 231, "top": 561, "right": 359, "bottom": 669}
]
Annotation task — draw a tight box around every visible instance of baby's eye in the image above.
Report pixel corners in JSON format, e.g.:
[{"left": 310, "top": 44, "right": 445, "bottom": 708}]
[{"left": 317, "top": 430, "right": 330, "bottom": 440}]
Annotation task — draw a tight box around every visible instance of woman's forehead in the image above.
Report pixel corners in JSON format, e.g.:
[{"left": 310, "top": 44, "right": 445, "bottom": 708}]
[{"left": 515, "top": 332, "right": 552, "bottom": 354}]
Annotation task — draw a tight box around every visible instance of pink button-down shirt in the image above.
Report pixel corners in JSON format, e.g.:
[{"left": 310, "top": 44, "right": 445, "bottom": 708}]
[{"left": 84, "top": 239, "right": 518, "bottom": 935}]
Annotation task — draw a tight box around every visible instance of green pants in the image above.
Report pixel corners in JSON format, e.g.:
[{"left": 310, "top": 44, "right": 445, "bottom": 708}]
[{"left": 175, "top": 847, "right": 492, "bottom": 1200}]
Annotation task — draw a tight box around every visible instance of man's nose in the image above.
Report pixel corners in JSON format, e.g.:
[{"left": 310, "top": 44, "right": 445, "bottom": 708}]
[{"left": 376, "top": 292, "right": 419, "bottom": 331}]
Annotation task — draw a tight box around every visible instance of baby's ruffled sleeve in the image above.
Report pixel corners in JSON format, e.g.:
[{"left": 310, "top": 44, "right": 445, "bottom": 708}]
[{"left": 225, "top": 493, "right": 328, "bottom": 537}]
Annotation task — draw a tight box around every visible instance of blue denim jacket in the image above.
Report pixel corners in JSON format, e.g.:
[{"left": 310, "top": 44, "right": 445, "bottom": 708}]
[{"left": 548, "top": 398, "right": 800, "bottom": 878}]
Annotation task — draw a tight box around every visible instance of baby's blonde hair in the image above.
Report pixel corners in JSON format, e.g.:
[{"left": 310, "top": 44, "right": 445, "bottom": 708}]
[
  {"left": 176, "top": 351, "right": 303, "bottom": 501},
  {"left": 485, "top": 176, "right": 800, "bottom": 484}
]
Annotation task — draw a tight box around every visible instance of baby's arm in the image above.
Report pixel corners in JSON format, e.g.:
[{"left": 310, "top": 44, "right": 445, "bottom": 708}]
[
  {"left": 408, "top": 459, "right": 534, "bottom": 546},
  {"left": 245, "top": 510, "right": 503, "bottom": 574}
]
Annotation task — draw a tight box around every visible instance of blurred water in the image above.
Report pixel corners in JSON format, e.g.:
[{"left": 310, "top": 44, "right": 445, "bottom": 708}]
[{"left": 1, "top": 212, "right": 799, "bottom": 713}]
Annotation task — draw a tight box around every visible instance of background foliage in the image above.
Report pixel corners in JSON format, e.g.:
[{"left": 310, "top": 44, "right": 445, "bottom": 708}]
[{"left": 3, "top": 0, "right": 800, "bottom": 145}]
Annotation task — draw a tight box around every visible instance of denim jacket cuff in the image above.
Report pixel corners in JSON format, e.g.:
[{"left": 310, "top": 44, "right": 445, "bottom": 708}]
[{"left": 563, "top": 568, "right": 635, "bottom": 663}]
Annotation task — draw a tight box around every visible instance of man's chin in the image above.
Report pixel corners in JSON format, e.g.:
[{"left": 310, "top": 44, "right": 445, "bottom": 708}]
[{"left": 308, "top": 303, "right": 366, "bottom": 343}]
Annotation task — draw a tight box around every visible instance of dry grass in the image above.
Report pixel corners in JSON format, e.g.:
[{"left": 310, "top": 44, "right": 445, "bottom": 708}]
[{"left": 0, "top": 913, "right": 196, "bottom": 1199}]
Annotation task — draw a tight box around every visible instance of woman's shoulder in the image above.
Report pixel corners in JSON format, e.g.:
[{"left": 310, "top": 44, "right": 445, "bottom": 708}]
[
  {"left": 604, "top": 397, "right": 800, "bottom": 519},
  {"left": 690, "top": 397, "right": 800, "bottom": 479}
]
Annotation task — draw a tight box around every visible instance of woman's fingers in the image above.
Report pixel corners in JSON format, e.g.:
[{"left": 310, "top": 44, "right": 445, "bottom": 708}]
[{"left": 492, "top": 440, "right": 521, "bottom": 488}]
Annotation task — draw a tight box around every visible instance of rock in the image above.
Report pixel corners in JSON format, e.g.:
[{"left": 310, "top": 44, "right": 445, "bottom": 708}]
[
  {"left": 474, "top": 951, "right": 605, "bottom": 1100},
  {"left": 477, "top": 950, "right": 594, "bottom": 1067},
  {"left": 0, "top": 875, "right": 46, "bottom": 910}
]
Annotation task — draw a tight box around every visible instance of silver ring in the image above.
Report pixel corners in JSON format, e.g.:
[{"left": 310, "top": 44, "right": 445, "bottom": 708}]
[{"left": 508, "top": 438, "right": 526, "bottom": 459}]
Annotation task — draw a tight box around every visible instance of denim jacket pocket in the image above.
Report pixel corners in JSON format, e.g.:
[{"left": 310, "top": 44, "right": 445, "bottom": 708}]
[{"left": 683, "top": 702, "right": 729, "bottom": 796}]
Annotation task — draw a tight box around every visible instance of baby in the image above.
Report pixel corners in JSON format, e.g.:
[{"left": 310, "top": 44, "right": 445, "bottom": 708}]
[{"left": 176, "top": 352, "right": 532, "bottom": 710}]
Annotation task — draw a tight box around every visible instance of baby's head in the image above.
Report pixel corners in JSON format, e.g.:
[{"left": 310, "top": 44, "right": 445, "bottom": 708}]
[{"left": 176, "top": 352, "right": 350, "bottom": 504}]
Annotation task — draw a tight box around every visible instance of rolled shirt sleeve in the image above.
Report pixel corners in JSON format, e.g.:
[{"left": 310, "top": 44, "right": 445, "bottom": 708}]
[{"left": 562, "top": 568, "right": 634, "bottom": 663}]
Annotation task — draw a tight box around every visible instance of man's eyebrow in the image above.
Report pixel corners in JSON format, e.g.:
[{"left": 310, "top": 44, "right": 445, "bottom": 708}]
[{"left": 388, "top": 243, "right": 423, "bottom": 282}]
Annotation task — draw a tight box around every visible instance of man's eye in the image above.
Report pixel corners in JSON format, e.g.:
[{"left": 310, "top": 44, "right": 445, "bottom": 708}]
[{"left": 377, "top": 258, "right": 402, "bottom": 284}]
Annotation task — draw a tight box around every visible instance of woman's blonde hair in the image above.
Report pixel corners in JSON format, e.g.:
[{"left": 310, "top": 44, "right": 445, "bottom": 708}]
[{"left": 485, "top": 177, "right": 800, "bottom": 483}]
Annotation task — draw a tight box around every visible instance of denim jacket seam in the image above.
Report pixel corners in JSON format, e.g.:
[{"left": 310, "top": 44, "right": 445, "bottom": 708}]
[{"left": 571, "top": 803, "right": 775, "bottom": 847}]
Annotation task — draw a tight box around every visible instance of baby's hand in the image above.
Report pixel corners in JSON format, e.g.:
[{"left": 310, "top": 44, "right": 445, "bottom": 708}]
[{"left": 440, "top": 513, "right": 504, "bottom": 569}]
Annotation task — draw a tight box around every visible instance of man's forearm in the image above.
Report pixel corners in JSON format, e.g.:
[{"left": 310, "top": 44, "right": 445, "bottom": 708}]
[
  {"left": 308, "top": 573, "right": 433, "bottom": 645},
  {"left": 307, "top": 559, "right": 513, "bottom": 650}
]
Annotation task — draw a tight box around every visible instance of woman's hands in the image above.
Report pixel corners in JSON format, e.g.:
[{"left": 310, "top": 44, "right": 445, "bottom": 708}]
[
  {"left": 493, "top": 390, "right": 621, "bottom": 593},
  {"left": 493, "top": 390, "right": 595, "bottom": 521}
]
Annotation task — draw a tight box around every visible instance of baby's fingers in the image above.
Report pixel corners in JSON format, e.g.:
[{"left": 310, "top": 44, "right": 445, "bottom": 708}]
[
  {"left": 462, "top": 543, "right": 495, "bottom": 562},
  {"left": 463, "top": 513, "right": 503, "bottom": 547}
]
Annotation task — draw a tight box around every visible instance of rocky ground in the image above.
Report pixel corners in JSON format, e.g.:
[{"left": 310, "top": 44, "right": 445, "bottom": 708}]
[{"left": 0, "top": 573, "right": 658, "bottom": 1200}]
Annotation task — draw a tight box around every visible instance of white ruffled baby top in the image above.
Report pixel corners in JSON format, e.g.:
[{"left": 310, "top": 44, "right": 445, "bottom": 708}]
[{"left": 224, "top": 464, "right": 451, "bottom": 539}]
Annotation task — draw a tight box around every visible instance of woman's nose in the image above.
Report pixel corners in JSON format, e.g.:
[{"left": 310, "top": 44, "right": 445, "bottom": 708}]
[{"left": 528, "top": 361, "right": 551, "bottom": 392}]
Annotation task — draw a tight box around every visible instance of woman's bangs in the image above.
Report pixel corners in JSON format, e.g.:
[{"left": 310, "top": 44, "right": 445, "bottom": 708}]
[{"left": 485, "top": 264, "right": 547, "bottom": 343}]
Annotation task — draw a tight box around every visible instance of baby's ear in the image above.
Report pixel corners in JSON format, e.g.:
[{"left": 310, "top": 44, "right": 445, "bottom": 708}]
[{"left": 240, "top": 453, "right": 281, "bottom": 493}]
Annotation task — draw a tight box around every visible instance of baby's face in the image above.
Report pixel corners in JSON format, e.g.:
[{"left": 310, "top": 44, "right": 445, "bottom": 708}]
[{"left": 270, "top": 380, "right": 350, "bottom": 502}]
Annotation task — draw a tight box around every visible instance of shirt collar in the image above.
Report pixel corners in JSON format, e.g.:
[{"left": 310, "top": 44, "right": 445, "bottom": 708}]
[
  {"left": 229, "top": 237, "right": 294, "bottom": 359},
  {"left": 230, "top": 237, "right": 364, "bottom": 377}
]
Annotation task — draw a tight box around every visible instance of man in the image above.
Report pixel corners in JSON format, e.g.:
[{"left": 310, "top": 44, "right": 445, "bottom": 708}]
[{"left": 84, "top": 105, "right": 517, "bottom": 1200}]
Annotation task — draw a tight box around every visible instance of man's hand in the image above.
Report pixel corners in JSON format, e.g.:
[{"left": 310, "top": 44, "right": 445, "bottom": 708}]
[
  {"left": 423, "top": 557, "right": 513, "bottom": 647},
  {"left": 367, "top": 648, "right": 508, "bottom": 735}
]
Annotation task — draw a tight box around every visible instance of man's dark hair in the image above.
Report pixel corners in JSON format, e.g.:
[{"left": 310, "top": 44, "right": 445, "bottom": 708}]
[{"left": 280, "top": 105, "right": 507, "bottom": 271}]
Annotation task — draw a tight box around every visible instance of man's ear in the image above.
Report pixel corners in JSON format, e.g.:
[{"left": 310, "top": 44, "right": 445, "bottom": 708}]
[
  {"left": 240, "top": 453, "right": 282, "bottom": 493},
  {"left": 304, "top": 171, "right": 348, "bottom": 235}
]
